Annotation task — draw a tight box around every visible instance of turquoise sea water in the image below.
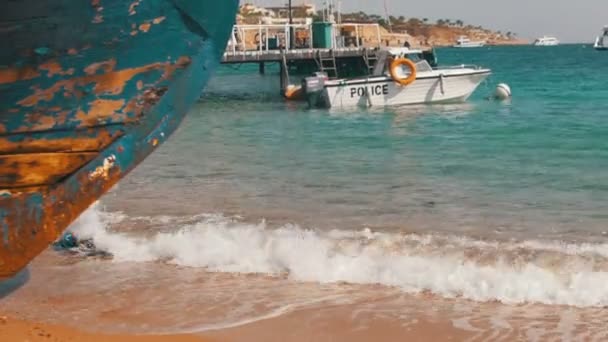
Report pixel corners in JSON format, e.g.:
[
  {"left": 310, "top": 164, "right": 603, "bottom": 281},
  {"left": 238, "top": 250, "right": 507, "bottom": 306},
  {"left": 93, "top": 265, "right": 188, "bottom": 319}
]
[
  {"left": 7, "top": 45, "right": 608, "bottom": 337},
  {"left": 110, "top": 44, "right": 608, "bottom": 241},
  {"left": 14, "top": 45, "right": 605, "bottom": 320}
]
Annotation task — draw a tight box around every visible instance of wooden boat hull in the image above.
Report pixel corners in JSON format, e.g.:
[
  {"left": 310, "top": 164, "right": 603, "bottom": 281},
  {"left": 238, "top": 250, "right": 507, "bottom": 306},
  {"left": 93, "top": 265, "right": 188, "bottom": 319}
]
[{"left": 0, "top": 0, "right": 239, "bottom": 279}]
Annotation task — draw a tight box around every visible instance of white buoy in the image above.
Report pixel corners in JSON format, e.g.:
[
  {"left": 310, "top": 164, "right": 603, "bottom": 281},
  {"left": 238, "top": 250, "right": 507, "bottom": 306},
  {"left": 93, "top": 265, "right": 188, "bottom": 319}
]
[{"left": 494, "top": 83, "right": 512, "bottom": 100}]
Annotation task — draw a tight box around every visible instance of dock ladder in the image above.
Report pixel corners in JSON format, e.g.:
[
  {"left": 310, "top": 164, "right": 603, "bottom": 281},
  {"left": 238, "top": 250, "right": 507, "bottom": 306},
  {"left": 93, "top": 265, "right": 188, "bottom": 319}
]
[
  {"left": 316, "top": 50, "right": 338, "bottom": 78},
  {"left": 363, "top": 48, "right": 378, "bottom": 75}
]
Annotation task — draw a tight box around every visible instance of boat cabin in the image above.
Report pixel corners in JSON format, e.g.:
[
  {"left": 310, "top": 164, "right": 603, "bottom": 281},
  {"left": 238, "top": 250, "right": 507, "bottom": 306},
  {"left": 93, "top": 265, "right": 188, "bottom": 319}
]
[{"left": 369, "top": 47, "right": 438, "bottom": 76}]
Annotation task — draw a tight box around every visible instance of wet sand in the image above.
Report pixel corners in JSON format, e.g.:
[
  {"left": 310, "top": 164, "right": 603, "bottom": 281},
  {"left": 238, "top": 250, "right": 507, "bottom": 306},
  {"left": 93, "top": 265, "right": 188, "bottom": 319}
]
[
  {"left": 208, "top": 305, "right": 475, "bottom": 342},
  {"left": 0, "top": 316, "right": 210, "bottom": 342},
  {"left": 6, "top": 299, "right": 604, "bottom": 342},
  {"left": 0, "top": 314, "right": 473, "bottom": 342}
]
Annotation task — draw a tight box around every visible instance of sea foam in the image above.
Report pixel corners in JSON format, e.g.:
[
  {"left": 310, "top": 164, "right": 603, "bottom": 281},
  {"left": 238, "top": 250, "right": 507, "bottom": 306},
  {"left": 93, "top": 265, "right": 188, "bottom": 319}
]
[{"left": 68, "top": 205, "right": 608, "bottom": 308}]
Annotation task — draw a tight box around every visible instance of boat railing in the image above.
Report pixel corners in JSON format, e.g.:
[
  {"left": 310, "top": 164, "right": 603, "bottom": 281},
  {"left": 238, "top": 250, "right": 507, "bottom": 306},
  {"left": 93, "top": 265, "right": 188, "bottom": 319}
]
[
  {"left": 434, "top": 64, "right": 482, "bottom": 70},
  {"left": 226, "top": 22, "right": 383, "bottom": 55},
  {"left": 414, "top": 60, "right": 433, "bottom": 72}
]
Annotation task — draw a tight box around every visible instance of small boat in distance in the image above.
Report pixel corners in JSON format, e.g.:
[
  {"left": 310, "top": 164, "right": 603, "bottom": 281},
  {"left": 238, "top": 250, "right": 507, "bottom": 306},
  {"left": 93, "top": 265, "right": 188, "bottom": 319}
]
[
  {"left": 453, "top": 36, "right": 486, "bottom": 48},
  {"left": 303, "top": 48, "right": 491, "bottom": 108},
  {"left": 594, "top": 26, "right": 608, "bottom": 50},
  {"left": 533, "top": 36, "right": 560, "bottom": 46}
]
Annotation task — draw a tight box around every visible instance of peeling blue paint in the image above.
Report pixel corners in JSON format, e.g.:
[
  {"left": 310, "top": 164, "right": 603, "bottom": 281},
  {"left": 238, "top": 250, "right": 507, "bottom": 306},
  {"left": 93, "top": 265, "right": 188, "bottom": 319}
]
[
  {"left": 34, "top": 47, "right": 50, "bottom": 56},
  {"left": 0, "top": 0, "right": 239, "bottom": 278}
]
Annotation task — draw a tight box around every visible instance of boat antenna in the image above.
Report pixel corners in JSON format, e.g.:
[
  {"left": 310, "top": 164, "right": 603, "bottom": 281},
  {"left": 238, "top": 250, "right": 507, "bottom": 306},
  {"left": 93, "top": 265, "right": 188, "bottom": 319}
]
[
  {"left": 383, "top": 0, "right": 392, "bottom": 33},
  {"left": 288, "top": 0, "right": 294, "bottom": 49},
  {"left": 337, "top": 0, "right": 342, "bottom": 24},
  {"left": 322, "top": 0, "right": 326, "bottom": 22}
]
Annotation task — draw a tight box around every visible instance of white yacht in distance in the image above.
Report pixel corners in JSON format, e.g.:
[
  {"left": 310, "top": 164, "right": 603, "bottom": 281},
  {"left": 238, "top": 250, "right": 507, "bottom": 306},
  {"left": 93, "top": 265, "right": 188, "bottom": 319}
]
[
  {"left": 533, "top": 36, "right": 560, "bottom": 46},
  {"left": 453, "top": 36, "right": 485, "bottom": 48},
  {"left": 594, "top": 26, "right": 608, "bottom": 50}
]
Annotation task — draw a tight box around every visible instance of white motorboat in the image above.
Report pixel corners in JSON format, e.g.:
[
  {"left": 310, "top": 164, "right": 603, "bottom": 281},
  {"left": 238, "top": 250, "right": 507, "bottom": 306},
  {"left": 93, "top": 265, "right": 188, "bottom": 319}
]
[
  {"left": 533, "top": 36, "right": 560, "bottom": 46},
  {"left": 453, "top": 36, "right": 485, "bottom": 48},
  {"left": 303, "top": 48, "right": 491, "bottom": 108},
  {"left": 594, "top": 26, "right": 608, "bottom": 50}
]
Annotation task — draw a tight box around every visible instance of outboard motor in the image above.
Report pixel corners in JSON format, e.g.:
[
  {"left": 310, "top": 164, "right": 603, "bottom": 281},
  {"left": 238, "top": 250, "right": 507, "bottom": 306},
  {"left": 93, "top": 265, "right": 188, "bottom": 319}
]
[{"left": 303, "top": 72, "right": 328, "bottom": 108}]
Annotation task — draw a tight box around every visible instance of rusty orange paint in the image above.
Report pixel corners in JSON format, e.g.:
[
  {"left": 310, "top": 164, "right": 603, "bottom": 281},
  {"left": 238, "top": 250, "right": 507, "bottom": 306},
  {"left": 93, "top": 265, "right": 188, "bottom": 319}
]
[
  {"left": 0, "top": 159, "right": 123, "bottom": 278},
  {"left": 91, "top": 63, "right": 164, "bottom": 95},
  {"left": 0, "top": 66, "right": 41, "bottom": 85},
  {"left": 39, "top": 61, "right": 63, "bottom": 77},
  {"left": 81, "top": 99, "right": 126, "bottom": 123},
  {"left": 139, "top": 23, "right": 152, "bottom": 33},
  {"left": 67, "top": 48, "right": 78, "bottom": 55},
  {"left": 129, "top": 1, "right": 141, "bottom": 15},
  {"left": 151, "top": 138, "right": 159, "bottom": 146},
  {"left": 84, "top": 59, "right": 117, "bottom": 75},
  {"left": 24, "top": 111, "right": 59, "bottom": 130},
  {"left": 136, "top": 80, "right": 143, "bottom": 90},
  {"left": 39, "top": 61, "right": 75, "bottom": 77},
  {"left": 17, "top": 85, "right": 62, "bottom": 107},
  {"left": 15, "top": 58, "right": 190, "bottom": 131},
  {"left": 130, "top": 30, "right": 138, "bottom": 36},
  {"left": 152, "top": 16, "right": 166, "bottom": 24},
  {"left": 0, "top": 152, "right": 97, "bottom": 188},
  {"left": 0, "top": 130, "right": 123, "bottom": 154},
  {"left": 91, "top": 0, "right": 101, "bottom": 6},
  {"left": 161, "top": 56, "right": 191, "bottom": 80}
]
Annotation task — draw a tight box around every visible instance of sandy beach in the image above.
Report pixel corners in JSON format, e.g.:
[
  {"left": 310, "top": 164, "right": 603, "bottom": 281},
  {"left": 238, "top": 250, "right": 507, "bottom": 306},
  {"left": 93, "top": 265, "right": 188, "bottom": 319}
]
[
  {"left": 0, "top": 316, "right": 210, "bottom": 342},
  {"left": 5, "top": 297, "right": 607, "bottom": 342},
  {"left": 0, "top": 313, "right": 473, "bottom": 342},
  {"left": 4, "top": 251, "right": 608, "bottom": 342}
]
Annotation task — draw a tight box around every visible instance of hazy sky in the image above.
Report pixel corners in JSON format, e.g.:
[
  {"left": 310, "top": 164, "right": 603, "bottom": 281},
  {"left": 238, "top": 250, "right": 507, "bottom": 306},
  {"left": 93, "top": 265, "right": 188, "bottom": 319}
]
[{"left": 250, "top": 0, "right": 606, "bottom": 42}]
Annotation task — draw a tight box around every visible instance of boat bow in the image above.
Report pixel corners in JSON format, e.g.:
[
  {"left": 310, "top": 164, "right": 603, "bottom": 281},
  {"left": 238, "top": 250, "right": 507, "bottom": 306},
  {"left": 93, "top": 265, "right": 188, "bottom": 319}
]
[{"left": 0, "top": 0, "right": 239, "bottom": 279}]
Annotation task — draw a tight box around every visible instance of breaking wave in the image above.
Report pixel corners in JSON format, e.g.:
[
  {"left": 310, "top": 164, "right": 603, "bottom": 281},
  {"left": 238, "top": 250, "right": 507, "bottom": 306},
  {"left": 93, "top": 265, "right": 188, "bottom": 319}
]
[{"left": 68, "top": 205, "right": 608, "bottom": 308}]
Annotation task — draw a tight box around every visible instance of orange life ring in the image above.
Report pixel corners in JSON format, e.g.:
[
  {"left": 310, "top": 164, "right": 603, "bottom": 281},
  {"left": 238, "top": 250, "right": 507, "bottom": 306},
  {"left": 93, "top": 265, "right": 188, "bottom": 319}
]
[{"left": 389, "top": 58, "right": 417, "bottom": 86}]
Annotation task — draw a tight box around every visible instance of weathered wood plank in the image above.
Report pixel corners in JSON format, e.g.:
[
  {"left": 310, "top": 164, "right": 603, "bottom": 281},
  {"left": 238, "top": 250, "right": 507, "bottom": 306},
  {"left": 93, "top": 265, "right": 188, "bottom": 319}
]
[
  {"left": 0, "top": 152, "right": 97, "bottom": 188},
  {"left": 0, "top": 0, "right": 240, "bottom": 280},
  {"left": 0, "top": 127, "right": 123, "bottom": 154}
]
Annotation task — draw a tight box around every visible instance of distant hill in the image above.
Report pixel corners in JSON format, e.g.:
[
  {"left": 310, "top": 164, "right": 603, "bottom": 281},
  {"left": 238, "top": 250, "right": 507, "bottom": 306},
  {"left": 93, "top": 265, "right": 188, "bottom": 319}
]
[
  {"left": 338, "top": 12, "right": 528, "bottom": 47},
  {"left": 236, "top": 5, "right": 529, "bottom": 48}
]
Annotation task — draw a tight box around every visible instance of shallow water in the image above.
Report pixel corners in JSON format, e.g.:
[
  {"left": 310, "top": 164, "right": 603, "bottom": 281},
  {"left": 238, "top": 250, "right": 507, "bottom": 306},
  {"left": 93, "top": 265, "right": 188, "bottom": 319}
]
[{"left": 3, "top": 45, "right": 608, "bottom": 338}]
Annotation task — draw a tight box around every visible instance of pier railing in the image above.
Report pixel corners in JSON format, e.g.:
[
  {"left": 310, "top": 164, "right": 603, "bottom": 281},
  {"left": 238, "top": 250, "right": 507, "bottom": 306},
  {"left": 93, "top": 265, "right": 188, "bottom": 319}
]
[{"left": 225, "top": 22, "right": 383, "bottom": 56}]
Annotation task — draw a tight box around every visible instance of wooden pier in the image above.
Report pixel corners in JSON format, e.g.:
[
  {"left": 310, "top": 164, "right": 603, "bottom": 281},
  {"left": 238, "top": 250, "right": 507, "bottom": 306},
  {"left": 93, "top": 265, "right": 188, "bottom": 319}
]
[
  {"left": 221, "top": 47, "right": 379, "bottom": 96},
  {"left": 219, "top": 23, "right": 385, "bottom": 96}
]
